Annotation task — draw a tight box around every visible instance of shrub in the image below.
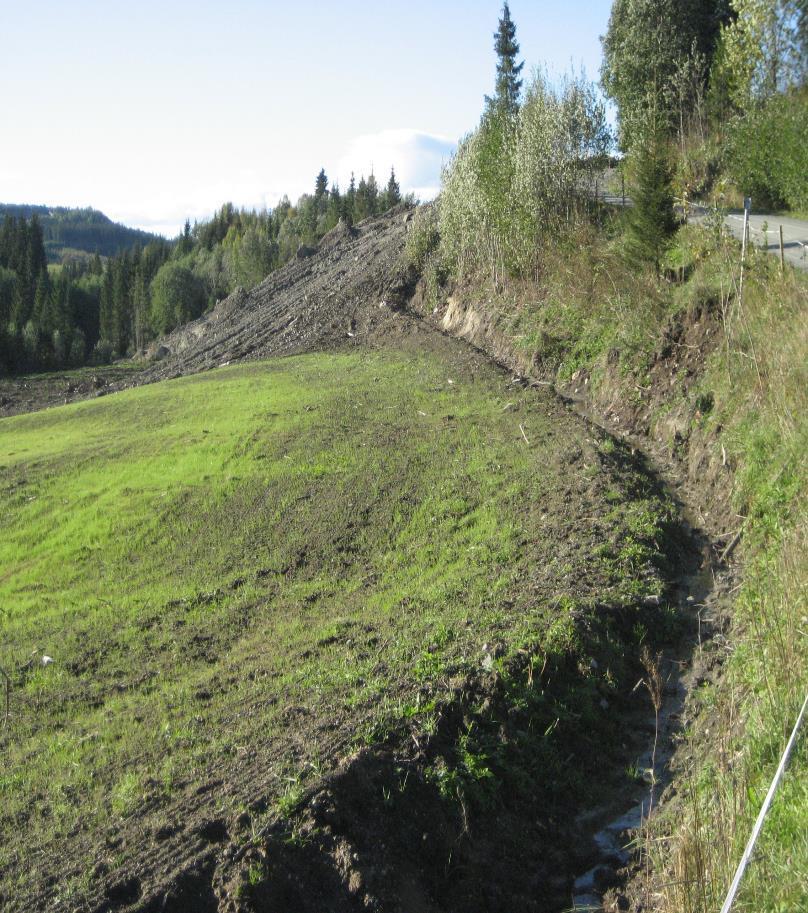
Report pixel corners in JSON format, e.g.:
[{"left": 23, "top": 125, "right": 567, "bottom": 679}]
[
  {"left": 439, "top": 71, "right": 610, "bottom": 282},
  {"left": 726, "top": 89, "right": 808, "bottom": 211},
  {"left": 150, "top": 261, "right": 207, "bottom": 335},
  {"left": 404, "top": 204, "right": 440, "bottom": 271}
]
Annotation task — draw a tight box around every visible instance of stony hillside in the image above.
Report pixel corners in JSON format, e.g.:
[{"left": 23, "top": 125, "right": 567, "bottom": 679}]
[
  {"left": 139, "top": 208, "right": 418, "bottom": 381},
  {"left": 0, "top": 209, "right": 418, "bottom": 417}
]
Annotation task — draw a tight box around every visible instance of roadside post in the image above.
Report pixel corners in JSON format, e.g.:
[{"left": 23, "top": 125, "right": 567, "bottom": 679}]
[
  {"left": 739, "top": 198, "right": 751, "bottom": 305},
  {"left": 779, "top": 226, "right": 785, "bottom": 274}
]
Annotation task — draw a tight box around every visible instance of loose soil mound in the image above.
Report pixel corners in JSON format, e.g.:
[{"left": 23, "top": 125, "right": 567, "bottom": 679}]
[{"left": 138, "top": 209, "right": 418, "bottom": 382}]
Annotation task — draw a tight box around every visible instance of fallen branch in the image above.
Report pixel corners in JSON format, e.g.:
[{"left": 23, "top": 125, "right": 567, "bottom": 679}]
[
  {"left": 519, "top": 424, "right": 530, "bottom": 445},
  {"left": 1, "top": 665, "right": 9, "bottom": 728},
  {"left": 720, "top": 528, "right": 743, "bottom": 563}
]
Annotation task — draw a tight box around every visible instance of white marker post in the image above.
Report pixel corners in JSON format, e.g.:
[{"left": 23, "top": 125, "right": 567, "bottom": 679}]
[{"left": 739, "top": 198, "right": 751, "bottom": 305}]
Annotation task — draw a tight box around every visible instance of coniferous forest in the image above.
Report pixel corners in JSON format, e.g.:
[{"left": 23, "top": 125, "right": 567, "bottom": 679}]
[{"left": 0, "top": 167, "right": 404, "bottom": 374}]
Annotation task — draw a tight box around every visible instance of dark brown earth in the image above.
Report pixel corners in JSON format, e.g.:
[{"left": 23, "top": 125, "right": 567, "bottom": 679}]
[{"left": 1, "top": 206, "right": 738, "bottom": 913}]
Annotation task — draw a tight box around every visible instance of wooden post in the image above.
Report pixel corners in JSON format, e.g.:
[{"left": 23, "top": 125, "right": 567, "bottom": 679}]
[{"left": 779, "top": 225, "right": 785, "bottom": 275}]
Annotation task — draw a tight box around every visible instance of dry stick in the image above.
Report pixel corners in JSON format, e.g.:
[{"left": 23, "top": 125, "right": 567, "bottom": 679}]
[
  {"left": 1, "top": 665, "right": 9, "bottom": 728},
  {"left": 720, "top": 528, "right": 743, "bottom": 563},
  {"left": 720, "top": 692, "right": 808, "bottom": 913},
  {"left": 519, "top": 423, "right": 530, "bottom": 445}
]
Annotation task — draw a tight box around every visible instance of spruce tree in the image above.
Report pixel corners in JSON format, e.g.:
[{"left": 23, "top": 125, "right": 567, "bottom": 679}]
[
  {"left": 627, "top": 140, "right": 677, "bottom": 276},
  {"left": 326, "top": 184, "right": 342, "bottom": 229},
  {"left": 99, "top": 264, "right": 115, "bottom": 343},
  {"left": 314, "top": 168, "right": 328, "bottom": 203},
  {"left": 385, "top": 168, "right": 401, "bottom": 208},
  {"left": 366, "top": 173, "right": 379, "bottom": 217},
  {"left": 32, "top": 268, "right": 51, "bottom": 327},
  {"left": 485, "top": 3, "right": 524, "bottom": 117},
  {"left": 344, "top": 173, "right": 357, "bottom": 225}
]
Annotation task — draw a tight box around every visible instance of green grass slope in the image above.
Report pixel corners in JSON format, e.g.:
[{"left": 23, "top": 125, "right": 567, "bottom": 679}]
[{"left": 0, "top": 339, "right": 679, "bottom": 910}]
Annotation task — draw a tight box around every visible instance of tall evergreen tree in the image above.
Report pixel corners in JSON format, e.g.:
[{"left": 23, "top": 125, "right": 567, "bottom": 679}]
[
  {"left": 176, "top": 219, "right": 193, "bottom": 256},
  {"left": 99, "top": 263, "right": 115, "bottom": 344},
  {"left": 344, "top": 173, "right": 357, "bottom": 225},
  {"left": 485, "top": 3, "right": 524, "bottom": 117},
  {"left": 326, "top": 183, "right": 342, "bottom": 229},
  {"left": 627, "top": 140, "right": 677, "bottom": 275},
  {"left": 314, "top": 168, "right": 329, "bottom": 204},
  {"left": 355, "top": 176, "right": 370, "bottom": 222},
  {"left": 385, "top": 168, "right": 401, "bottom": 207},
  {"left": 366, "top": 173, "right": 379, "bottom": 216}
]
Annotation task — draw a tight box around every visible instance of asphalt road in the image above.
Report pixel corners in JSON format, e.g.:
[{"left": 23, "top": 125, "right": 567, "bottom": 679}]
[
  {"left": 604, "top": 192, "right": 808, "bottom": 272},
  {"left": 719, "top": 210, "right": 808, "bottom": 271}
]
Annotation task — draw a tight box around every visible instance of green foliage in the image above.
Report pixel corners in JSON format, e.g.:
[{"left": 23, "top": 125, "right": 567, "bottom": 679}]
[
  {"left": 485, "top": 2, "right": 524, "bottom": 117},
  {"left": 2, "top": 163, "right": 406, "bottom": 374},
  {"left": 0, "top": 214, "right": 102, "bottom": 372},
  {"left": 149, "top": 261, "right": 207, "bottom": 334},
  {"left": 385, "top": 167, "right": 401, "bottom": 208},
  {"left": 642, "top": 230, "right": 808, "bottom": 913},
  {"left": 725, "top": 87, "right": 808, "bottom": 209},
  {"left": 601, "top": 0, "right": 732, "bottom": 149},
  {"left": 404, "top": 205, "right": 440, "bottom": 271},
  {"left": 224, "top": 221, "right": 278, "bottom": 290},
  {"left": 626, "top": 141, "right": 678, "bottom": 274},
  {"left": 713, "top": 0, "right": 806, "bottom": 109},
  {"left": 439, "top": 70, "right": 610, "bottom": 281},
  {"left": 0, "top": 203, "right": 161, "bottom": 262}
]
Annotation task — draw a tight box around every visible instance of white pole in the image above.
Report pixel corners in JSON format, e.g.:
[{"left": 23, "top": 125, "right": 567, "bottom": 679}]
[
  {"left": 719, "top": 693, "right": 808, "bottom": 913},
  {"left": 738, "top": 208, "right": 749, "bottom": 306}
]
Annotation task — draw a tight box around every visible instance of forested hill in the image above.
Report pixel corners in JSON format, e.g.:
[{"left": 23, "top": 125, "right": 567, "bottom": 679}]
[{"left": 0, "top": 203, "right": 162, "bottom": 262}]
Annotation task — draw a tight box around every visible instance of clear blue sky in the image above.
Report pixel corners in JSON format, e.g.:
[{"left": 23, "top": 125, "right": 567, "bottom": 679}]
[{"left": 0, "top": 0, "right": 614, "bottom": 236}]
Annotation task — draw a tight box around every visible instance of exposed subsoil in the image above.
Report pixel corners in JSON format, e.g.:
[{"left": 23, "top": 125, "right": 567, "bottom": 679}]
[
  {"left": 0, "top": 365, "right": 140, "bottom": 418},
  {"left": 423, "top": 277, "right": 742, "bottom": 912},
  {"left": 2, "top": 207, "right": 740, "bottom": 912}
]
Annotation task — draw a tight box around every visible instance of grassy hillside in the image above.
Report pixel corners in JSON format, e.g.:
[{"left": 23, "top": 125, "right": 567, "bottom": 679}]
[{"left": 0, "top": 340, "right": 676, "bottom": 910}]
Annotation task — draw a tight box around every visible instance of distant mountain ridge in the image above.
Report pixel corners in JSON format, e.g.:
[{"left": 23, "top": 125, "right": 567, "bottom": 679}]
[{"left": 0, "top": 203, "right": 165, "bottom": 262}]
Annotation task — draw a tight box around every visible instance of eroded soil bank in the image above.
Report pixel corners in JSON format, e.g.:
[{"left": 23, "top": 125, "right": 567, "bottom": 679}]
[{"left": 415, "top": 279, "right": 743, "bottom": 912}]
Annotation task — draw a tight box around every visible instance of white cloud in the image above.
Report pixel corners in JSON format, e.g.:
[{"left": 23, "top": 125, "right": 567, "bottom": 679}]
[
  {"left": 101, "top": 131, "right": 458, "bottom": 235},
  {"left": 109, "top": 178, "right": 294, "bottom": 238},
  {"left": 335, "top": 129, "right": 456, "bottom": 201}
]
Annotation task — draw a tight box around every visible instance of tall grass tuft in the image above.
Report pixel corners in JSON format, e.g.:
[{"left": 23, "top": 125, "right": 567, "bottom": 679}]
[{"left": 650, "top": 254, "right": 808, "bottom": 912}]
